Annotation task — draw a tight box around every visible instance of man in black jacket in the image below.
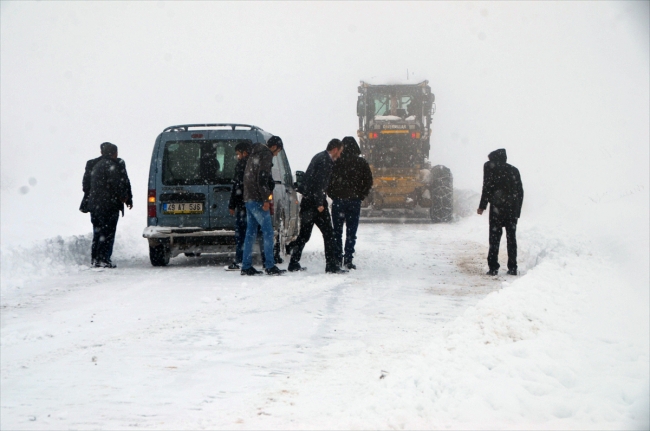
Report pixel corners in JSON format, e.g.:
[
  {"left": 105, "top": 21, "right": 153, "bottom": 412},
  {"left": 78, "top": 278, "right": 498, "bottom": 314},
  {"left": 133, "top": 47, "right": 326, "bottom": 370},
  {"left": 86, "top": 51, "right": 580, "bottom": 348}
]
[
  {"left": 477, "top": 148, "right": 524, "bottom": 276},
  {"left": 287, "top": 139, "right": 346, "bottom": 274},
  {"left": 86, "top": 142, "right": 133, "bottom": 268},
  {"left": 327, "top": 136, "right": 373, "bottom": 270},
  {"left": 80, "top": 142, "right": 112, "bottom": 213}
]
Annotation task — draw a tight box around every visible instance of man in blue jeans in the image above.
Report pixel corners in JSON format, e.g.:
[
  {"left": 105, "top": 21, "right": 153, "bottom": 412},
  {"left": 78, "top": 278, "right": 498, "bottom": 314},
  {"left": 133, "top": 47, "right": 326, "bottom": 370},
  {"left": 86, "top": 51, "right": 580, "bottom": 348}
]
[
  {"left": 327, "top": 136, "right": 373, "bottom": 269},
  {"left": 227, "top": 141, "right": 265, "bottom": 271},
  {"left": 241, "top": 136, "right": 286, "bottom": 276}
]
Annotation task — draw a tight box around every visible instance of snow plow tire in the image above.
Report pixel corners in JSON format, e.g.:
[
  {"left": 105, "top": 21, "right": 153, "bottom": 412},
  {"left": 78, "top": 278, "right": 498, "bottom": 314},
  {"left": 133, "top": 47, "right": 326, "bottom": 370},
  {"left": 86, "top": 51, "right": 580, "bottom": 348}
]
[
  {"left": 430, "top": 165, "right": 453, "bottom": 223},
  {"left": 150, "top": 245, "right": 170, "bottom": 266}
]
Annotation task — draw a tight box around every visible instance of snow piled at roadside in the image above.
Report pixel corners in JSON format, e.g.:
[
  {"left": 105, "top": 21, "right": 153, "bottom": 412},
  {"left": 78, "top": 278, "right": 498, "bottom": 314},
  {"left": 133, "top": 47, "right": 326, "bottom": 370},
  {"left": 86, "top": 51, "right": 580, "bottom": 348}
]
[
  {"left": 0, "top": 220, "right": 147, "bottom": 292},
  {"left": 0, "top": 234, "right": 97, "bottom": 293},
  {"left": 240, "top": 220, "right": 649, "bottom": 430}
]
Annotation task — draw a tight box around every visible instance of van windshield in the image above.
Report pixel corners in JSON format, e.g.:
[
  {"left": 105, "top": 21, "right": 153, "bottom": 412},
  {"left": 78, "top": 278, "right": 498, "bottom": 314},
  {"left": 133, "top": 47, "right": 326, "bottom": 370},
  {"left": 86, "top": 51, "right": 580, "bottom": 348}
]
[{"left": 162, "top": 140, "right": 244, "bottom": 185}]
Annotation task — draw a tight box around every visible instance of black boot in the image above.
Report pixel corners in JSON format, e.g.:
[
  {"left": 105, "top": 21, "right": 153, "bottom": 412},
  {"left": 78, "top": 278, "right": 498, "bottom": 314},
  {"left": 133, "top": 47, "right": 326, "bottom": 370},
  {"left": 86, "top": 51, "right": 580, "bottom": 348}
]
[
  {"left": 486, "top": 269, "right": 498, "bottom": 276},
  {"left": 326, "top": 266, "right": 349, "bottom": 274},
  {"left": 241, "top": 267, "right": 263, "bottom": 276},
  {"left": 226, "top": 262, "right": 241, "bottom": 271},
  {"left": 288, "top": 261, "right": 307, "bottom": 272},
  {"left": 265, "top": 266, "right": 287, "bottom": 275}
]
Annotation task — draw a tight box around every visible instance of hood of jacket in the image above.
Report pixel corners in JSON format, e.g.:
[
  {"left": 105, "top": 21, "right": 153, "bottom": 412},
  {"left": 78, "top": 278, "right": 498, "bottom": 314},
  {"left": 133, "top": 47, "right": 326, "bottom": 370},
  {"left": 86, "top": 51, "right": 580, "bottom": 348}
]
[
  {"left": 341, "top": 138, "right": 361, "bottom": 158},
  {"left": 488, "top": 148, "right": 507, "bottom": 163},
  {"left": 251, "top": 143, "right": 271, "bottom": 157}
]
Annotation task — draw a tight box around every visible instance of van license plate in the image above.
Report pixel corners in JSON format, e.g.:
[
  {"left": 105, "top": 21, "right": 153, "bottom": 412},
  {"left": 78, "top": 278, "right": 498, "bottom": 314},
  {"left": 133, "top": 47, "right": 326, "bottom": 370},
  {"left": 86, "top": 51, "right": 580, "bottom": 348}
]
[{"left": 162, "top": 202, "right": 204, "bottom": 214}]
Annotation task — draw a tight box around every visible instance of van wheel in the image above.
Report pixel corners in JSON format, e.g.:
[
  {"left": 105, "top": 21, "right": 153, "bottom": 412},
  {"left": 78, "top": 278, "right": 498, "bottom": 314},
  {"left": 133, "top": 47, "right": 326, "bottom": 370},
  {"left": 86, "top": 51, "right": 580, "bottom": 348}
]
[
  {"left": 150, "top": 245, "right": 170, "bottom": 266},
  {"left": 430, "top": 165, "right": 453, "bottom": 223}
]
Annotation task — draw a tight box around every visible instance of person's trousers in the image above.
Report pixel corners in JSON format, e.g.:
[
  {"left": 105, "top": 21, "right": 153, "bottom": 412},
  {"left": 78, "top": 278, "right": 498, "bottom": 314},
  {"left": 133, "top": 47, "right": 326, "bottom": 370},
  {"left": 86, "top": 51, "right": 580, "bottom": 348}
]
[
  {"left": 332, "top": 198, "right": 361, "bottom": 264},
  {"left": 242, "top": 201, "right": 275, "bottom": 270},
  {"left": 488, "top": 214, "right": 518, "bottom": 271},
  {"left": 234, "top": 207, "right": 264, "bottom": 264},
  {"left": 288, "top": 199, "right": 338, "bottom": 269},
  {"left": 90, "top": 211, "right": 120, "bottom": 264}
]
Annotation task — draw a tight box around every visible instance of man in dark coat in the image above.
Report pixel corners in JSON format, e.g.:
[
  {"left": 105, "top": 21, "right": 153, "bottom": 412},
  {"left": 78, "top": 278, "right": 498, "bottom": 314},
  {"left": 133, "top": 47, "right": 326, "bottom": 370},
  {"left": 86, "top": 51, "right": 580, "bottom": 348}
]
[
  {"left": 287, "top": 139, "right": 347, "bottom": 274},
  {"left": 241, "top": 136, "right": 285, "bottom": 276},
  {"left": 477, "top": 148, "right": 524, "bottom": 275},
  {"left": 327, "top": 136, "right": 373, "bottom": 270},
  {"left": 80, "top": 142, "right": 112, "bottom": 213},
  {"left": 86, "top": 142, "right": 133, "bottom": 268},
  {"left": 227, "top": 141, "right": 265, "bottom": 271}
]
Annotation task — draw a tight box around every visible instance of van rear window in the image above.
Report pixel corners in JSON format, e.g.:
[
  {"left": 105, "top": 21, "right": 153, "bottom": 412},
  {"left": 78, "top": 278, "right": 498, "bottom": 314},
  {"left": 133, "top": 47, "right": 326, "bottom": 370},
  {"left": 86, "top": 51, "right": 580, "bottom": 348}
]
[{"left": 162, "top": 140, "right": 244, "bottom": 185}]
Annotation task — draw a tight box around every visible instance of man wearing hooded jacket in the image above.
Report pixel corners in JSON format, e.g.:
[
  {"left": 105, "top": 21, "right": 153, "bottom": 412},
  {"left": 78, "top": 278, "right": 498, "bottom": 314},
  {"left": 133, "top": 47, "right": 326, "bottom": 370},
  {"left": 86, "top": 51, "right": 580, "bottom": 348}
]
[
  {"left": 477, "top": 148, "right": 524, "bottom": 276},
  {"left": 327, "top": 136, "right": 373, "bottom": 270},
  {"left": 85, "top": 142, "right": 133, "bottom": 268}
]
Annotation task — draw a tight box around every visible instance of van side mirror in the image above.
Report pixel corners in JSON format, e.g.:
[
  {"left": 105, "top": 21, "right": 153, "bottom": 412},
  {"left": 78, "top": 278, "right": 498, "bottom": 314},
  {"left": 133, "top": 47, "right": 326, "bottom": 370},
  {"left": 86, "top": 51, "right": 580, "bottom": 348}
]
[
  {"left": 424, "top": 93, "right": 435, "bottom": 113},
  {"left": 294, "top": 171, "right": 305, "bottom": 189}
]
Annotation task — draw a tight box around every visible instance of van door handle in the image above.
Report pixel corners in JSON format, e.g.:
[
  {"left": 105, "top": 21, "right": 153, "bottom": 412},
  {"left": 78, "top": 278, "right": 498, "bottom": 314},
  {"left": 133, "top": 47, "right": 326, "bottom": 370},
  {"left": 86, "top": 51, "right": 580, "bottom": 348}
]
[
  {"left": 211, "top": 204, "right": 217, "bottom": 209},
  {"left": 213, "top": 186, "right": 230, "bottom": 192}
]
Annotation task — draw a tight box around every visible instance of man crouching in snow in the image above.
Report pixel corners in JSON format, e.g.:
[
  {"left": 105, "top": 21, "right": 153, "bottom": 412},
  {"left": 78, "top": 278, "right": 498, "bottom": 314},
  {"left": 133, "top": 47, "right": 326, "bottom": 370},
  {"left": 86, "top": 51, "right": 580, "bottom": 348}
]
[
  {"left": 286, "top": 139, "right": 347, "bottom": 274},
  {"left": 477, "top": 148, "right": 524, "bottom": 276}
]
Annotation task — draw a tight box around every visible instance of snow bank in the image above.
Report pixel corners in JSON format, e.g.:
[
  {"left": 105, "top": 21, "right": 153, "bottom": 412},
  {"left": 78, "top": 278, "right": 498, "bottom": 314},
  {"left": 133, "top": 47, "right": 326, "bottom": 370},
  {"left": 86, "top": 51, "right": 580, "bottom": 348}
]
[
  {"left": 0, "top": 234, "right": 92, "bottom": 287},
  {"left": 241, "top": 217, "right": 648, "bottom": 429},
  {"left": 399, "top": 228, "right": 649, "bottom": 429},
  {"left": 0, "top": 218, "right": 147, "bottom": 291}
]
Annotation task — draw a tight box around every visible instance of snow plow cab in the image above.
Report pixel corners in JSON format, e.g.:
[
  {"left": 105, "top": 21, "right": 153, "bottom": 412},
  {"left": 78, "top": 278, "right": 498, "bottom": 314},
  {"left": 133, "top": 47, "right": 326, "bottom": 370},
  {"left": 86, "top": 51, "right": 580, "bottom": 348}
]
[{"left": 357, "top": 80, "right": 452, "bottom": 222}]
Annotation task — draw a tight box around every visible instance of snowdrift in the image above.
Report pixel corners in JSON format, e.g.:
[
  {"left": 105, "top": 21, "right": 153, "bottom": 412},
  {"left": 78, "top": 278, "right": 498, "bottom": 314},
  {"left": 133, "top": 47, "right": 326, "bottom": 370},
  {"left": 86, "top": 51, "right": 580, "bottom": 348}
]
[{"left": 241, "top": 218, "right": 649, "bottom": 430}]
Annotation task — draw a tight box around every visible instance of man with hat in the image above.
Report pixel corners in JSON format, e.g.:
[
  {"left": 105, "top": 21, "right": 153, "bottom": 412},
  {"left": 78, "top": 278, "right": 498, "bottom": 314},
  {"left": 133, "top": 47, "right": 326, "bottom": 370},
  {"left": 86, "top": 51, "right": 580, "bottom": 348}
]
[{"left": 82, "top": 142, "right": 133, "bottom": 268}]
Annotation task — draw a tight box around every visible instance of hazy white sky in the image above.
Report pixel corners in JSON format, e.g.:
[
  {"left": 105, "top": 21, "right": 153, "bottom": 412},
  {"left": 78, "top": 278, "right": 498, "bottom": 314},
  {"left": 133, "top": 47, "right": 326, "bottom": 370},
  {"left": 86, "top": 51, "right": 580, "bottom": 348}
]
[{"left": 1, "top": 1, "right": 648, "bottom": 240}]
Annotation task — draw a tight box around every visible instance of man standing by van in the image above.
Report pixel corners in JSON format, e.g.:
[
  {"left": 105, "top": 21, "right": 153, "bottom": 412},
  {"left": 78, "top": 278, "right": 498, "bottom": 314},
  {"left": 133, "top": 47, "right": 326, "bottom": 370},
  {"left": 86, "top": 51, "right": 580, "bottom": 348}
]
[
  {"left": 241, "top": 136, "right": 286, "bottom": 276},
  {"left": 86, "top": 142, "right": 133, "bottom": 268},
  {"left": 228, "top": 141, "right": 252, "bottom": 270},
  {"left": 477, "top": 148, "right": 524, "bottom": 276},
  {"left": 287, "top": 139, "right": 347, "bottom": 274}
]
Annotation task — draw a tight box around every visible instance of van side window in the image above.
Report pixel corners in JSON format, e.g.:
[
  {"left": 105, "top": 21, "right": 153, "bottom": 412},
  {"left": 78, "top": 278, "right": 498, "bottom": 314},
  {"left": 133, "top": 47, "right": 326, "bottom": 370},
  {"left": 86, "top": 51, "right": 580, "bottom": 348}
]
[
  {"left": 279, "top": 151, "right": 293, "bottom": 185},
  {"left": 271, "top": 156, "right": 282, "bottom": 183}
]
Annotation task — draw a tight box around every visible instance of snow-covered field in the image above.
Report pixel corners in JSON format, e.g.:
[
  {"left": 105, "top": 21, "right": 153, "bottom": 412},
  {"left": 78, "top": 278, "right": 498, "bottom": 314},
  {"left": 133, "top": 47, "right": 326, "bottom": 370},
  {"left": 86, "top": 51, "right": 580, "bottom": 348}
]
[{"left": 1, "top": 204, "right": 648, "bottom": 429}]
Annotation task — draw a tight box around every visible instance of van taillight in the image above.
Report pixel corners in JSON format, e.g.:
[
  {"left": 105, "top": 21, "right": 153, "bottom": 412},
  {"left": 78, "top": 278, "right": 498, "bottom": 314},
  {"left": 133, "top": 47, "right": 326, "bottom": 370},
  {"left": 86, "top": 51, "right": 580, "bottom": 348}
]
[{"left": 148, "top": 189, "right": 156, "bottom": 217}]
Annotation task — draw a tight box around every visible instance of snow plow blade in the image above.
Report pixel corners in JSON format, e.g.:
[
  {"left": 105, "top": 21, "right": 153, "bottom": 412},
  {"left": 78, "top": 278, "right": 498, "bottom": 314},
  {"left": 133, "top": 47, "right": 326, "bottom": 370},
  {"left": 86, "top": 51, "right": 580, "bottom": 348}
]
[
  {"left": 359, "top": 207, "right": 434, "bottom": 224},
  {"left": 359, "top": 217, "right": 433, "bottom": 224}
]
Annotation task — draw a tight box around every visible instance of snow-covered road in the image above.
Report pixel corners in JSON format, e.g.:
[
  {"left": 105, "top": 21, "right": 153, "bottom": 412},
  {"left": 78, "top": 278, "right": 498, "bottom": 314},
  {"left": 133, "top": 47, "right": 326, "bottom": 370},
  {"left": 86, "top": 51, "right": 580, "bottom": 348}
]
[
  {"left": 1, "top": 217, "right": 647, "bottom": 429},
  {"left": 1, "top": 220, "right": 508, "bottom": 428}
]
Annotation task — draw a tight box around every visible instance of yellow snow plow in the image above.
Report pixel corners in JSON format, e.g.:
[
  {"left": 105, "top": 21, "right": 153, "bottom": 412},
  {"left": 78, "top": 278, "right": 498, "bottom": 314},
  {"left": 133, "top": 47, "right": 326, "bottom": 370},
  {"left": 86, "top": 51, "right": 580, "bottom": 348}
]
[{"left": 356, "top": 81, "right": 453, "bottom": 223}]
